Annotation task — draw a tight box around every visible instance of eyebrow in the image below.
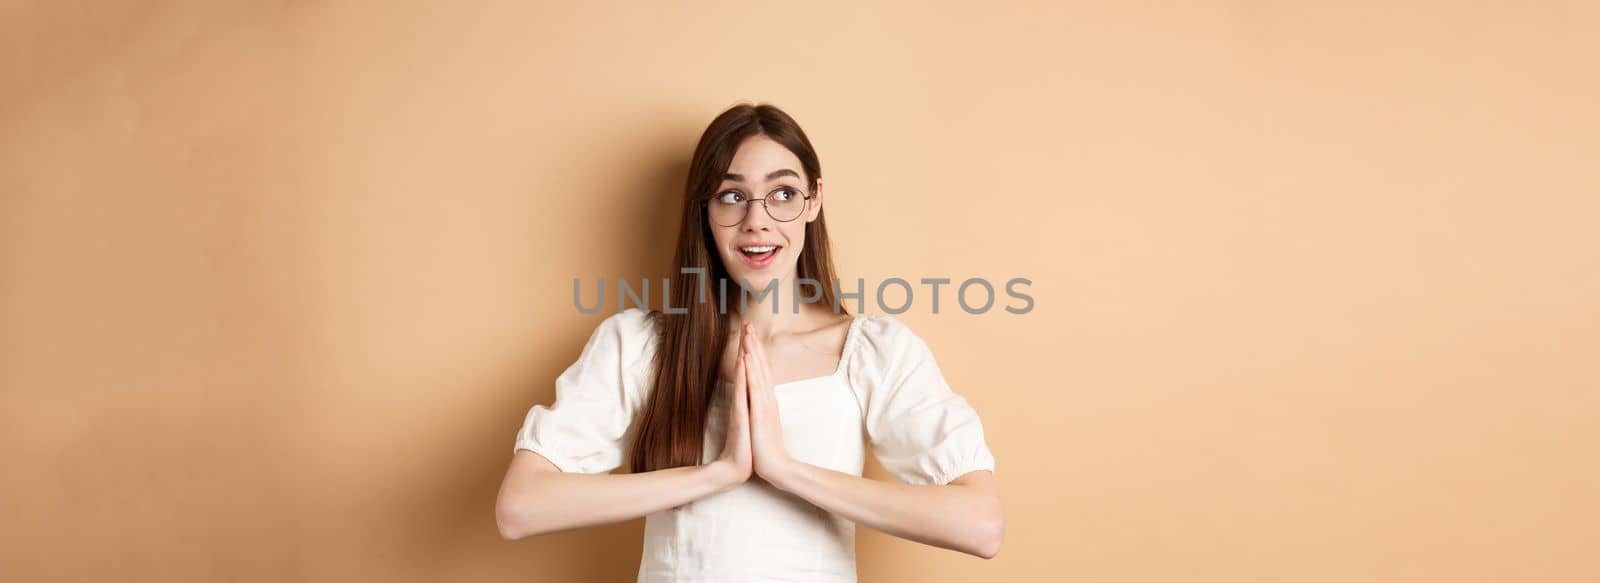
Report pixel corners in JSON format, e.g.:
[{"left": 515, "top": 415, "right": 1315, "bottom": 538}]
[{"left": 721, "top": 169, "right": 801, "bottom": 182}]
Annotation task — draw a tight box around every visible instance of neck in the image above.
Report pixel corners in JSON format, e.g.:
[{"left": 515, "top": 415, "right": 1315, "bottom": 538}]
[{"left": 731, "top": 273, "right": 812, "bottom": 337}]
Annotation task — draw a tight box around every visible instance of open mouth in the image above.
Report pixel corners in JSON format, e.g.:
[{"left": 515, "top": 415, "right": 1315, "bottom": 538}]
[{"left": 737, "top": 244, "right": 782, "bottom": 269}]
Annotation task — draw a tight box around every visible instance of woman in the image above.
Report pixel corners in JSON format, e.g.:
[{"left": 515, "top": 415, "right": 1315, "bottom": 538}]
[{"left": 495, "top": 103, "right": 1002, "bottom": 581}]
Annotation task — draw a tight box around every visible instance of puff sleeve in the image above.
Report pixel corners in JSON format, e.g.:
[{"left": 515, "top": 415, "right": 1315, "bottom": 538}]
[
  {"left": 512, "top": 308, "right": 656, "bottom": 474},
  {"left": 853, "top": 316, "right": 998, "bottom": 486}
]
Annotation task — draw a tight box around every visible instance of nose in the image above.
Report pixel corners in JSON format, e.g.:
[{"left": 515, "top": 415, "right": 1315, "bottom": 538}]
[{"left": 739, "top": 200, "right": 772, "bottom": 231}]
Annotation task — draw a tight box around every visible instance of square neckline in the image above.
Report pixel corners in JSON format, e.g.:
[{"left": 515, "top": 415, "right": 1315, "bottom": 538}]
[{"left": 717, "top": 314, "right": 864, "bottom": 389}]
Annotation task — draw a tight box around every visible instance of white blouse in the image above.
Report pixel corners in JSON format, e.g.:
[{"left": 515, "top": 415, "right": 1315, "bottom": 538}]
[{"left": 512, "top": 308, "right": 998, "bottom": 582}]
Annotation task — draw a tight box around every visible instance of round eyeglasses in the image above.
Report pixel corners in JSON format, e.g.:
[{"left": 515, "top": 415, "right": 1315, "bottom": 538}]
[{"left": 705, "top": 186, "right": 814, "bottom": 227}]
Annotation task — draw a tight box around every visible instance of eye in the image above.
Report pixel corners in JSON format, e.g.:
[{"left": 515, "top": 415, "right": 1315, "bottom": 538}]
[
  {"left": 771, "top": 187, "right": 798, "bottom": 202},
  {"left": 715, "top": 191, "right": 744, "bottom": 204}
]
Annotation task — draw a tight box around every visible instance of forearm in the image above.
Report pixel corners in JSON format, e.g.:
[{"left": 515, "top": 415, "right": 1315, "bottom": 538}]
[
  {"left": 499, "top": 459, "right": 739, "bottom": 539},
  {"left": 767, "top": 462, "right": 1002, "bottom": 558}
]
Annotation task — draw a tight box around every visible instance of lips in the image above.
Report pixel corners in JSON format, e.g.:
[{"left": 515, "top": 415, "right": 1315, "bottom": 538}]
[{"left": 737, "top": 243, "right": 782, "bottom": 269}]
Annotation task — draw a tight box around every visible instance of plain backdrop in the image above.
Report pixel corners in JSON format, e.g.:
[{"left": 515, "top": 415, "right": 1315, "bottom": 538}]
[{"left": 2, "top": 1, "right": 1597, "bottom": 581}]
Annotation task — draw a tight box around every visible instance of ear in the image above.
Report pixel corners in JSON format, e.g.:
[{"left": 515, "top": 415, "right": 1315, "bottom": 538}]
[{"left": 806, "top": 178, "right": 824, "bottom": 223}]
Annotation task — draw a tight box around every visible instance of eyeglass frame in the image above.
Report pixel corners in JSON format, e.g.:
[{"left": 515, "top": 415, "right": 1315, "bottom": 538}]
[{"left": 701, "top": 186, "right": 817, "bottom": 227}]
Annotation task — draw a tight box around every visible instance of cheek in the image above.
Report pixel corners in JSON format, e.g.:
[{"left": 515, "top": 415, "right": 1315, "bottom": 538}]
[
  {"left": 781, "top": 223, "right": 807, "bottom": 250},
  {"left": 709, "top": 227, "right": 737, "bottom": 259}
]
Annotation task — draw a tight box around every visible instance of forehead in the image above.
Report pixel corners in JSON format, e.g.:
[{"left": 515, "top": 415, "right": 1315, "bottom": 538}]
[{"left": 725, "top": 135, "right": 803, "bottom": 180}]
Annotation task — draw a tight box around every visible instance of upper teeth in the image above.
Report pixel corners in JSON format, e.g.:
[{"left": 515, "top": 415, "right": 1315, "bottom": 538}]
[{"left": 741, "top": 246, "right": 776, "bottom": 253}]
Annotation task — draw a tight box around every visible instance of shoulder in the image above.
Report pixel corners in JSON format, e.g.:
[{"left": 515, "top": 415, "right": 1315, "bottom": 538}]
[
  {"left": 843, "top": 314, "right": 957, "bottom": 411},
  {"left": 595, "top": 307, "right": 657, "bottom": 336},
  {"left": 848, "top": 313, "right": 941, "bottom": 373},
  {"left": 853, "top": 313, "right": 930, "bottom": 354},
  {"left": 584, "top": 308, "right": 660, "bottom": 366}
]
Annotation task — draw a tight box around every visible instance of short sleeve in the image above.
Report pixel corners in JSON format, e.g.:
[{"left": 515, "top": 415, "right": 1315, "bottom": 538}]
[
  {"left": 512, "top": 308, "right": 656, "bottom": 474},
  {"left": 851, "top": 316, "right": 997, "bottom": 486}
]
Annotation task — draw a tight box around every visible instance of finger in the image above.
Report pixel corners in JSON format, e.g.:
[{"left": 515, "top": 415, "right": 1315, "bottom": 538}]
[
  {"left": 754, "top": 348, "right": 779, "bottom": 411},
  {"left": 754, "top": 327, "right": 766, "bottom": 362},
  {"left": 740, "top": 324, "right": 762, "bottom": 378},
  {"left": 742, "top": 351, "right": 756, "bottom": 393},
  {"left": 739, "top": 328, "right": 757, "bottom": 381},
  {"left": 731, "top": 367, "right": 751, "bottom": 437},
  {"left": 737, "top": 324, "right": 749, "bottom": 367},
  {"left": 749, "top": 329, "right": 772, "bottom": 386},
  {"left": 733, "top": 353, "right": 749, "bottom": 419},
  {"left": 743, "top": 352, "right": 766, "bottom": 419}
]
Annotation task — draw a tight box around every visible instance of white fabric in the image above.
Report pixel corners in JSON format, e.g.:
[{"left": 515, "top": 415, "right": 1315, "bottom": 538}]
[{"left": 512, "top": 308, "right": 998, "bottom": 582}]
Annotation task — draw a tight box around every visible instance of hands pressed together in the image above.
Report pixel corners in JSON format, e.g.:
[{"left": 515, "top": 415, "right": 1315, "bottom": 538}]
[
  {"left": 715, "top": 322, "right": 796, "bottom": 488},
  {"left": 703, "top": 321, "right": 1004, "bottom": 559}
]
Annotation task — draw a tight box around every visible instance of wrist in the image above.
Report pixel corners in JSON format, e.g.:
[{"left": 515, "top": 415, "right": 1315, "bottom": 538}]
[
  {"left": 760, "top": 456, "right": 802, "bottom": 490},
  {"left": 705, "top": 460, "right": 742, "bottom": 493}
]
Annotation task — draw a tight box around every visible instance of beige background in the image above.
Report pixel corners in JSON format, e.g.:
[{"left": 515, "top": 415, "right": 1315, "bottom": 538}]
[{"left": 3, "top": 1, "right": 1597, "bottom": 581}]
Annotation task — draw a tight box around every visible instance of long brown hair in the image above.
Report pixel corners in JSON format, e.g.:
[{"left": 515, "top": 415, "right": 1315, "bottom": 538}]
[{"left": 628, "top": 103, "right": 844, "bottom": 474}]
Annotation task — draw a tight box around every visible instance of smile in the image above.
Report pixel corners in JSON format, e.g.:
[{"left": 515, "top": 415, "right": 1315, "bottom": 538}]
[{"left": 737, "top": 244, "right": 782, "bottom": 269}]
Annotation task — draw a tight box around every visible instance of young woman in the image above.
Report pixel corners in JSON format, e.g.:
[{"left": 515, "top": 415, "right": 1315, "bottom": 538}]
[{"left": 495, "top": 103, "right": 1002, "bottom": 581}]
